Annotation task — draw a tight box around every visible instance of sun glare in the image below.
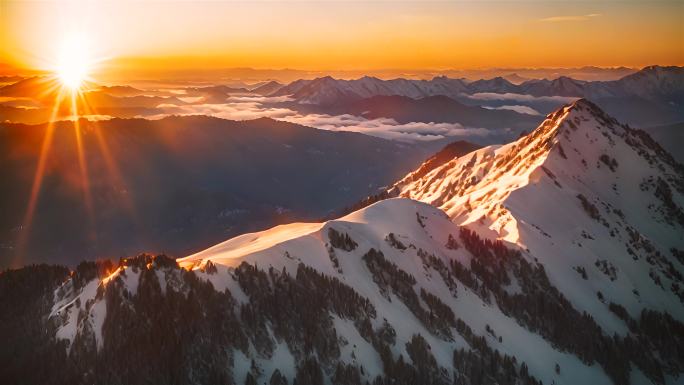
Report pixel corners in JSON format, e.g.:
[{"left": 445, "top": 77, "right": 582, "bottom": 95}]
[{"left": 55, "top": 36, "right": 92, "bottom": 91}]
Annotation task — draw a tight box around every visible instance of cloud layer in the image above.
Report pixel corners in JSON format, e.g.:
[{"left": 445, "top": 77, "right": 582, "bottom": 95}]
[
  {"left": 483, "top": 105, "right": 542, "bottom": 116},
  {"left": 152, "top": 97, "right": 494, "bottom": 143},
  {"left": 466, "top": 92, "right": 578, "bottom": 104},
  {"left": 283, "top": 113, "right": 491, "bottom": 142}
]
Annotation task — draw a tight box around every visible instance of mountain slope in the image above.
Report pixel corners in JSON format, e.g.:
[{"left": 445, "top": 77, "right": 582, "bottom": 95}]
[
  {"left": 0, "top": 116, "right": 430, "bottom": 267},
  {"left": 602, "top": 65, "right": 684, "bottom": 101},
  {"left": 399, "top": 140, "right": 482, "bottom": 183},
  {"left": 644, "top": 122, "right": 684, "bottom": 164},
  {"left": 29, "top": 199, "right": 613, "bottom": 385},
  {"left": 1, "top": 100, "right": 682, "bottom": 385},
  {"left": 19, "top": 194, "right": 682, "bottom": 385},
  {"left": 251, "top": 80, "right": 284, "bottom": 95},
  {"left": 6, "top": 102, "right": 681, "bottom": 385},
  {"left": 467, "top": 77, "right": 519, "bottom": 94},
  {"left": 520, "top": 76, "right": 588, "bottom": 97},
  {"left": 397, "top": 99, "right": 684, "bottom": 332}
]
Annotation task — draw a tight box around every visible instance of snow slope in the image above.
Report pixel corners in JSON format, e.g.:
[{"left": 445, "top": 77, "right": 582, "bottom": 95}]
[
  {"left": 396, "top": 99, "right": 684, "bottom": 334},
  {"left": 46, "top": 197, "right": 622, "bottom": 384},
  {"left": 180, "top": 198, "right": 613, "bottom": 385},
  {"left": 43, "top": 99, "right": 683, "bottom": 385}
]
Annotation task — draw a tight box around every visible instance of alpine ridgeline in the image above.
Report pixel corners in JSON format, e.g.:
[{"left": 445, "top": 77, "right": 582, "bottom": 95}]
[{"left": 1, "top": 99, "right": 683, "bottom": 385}]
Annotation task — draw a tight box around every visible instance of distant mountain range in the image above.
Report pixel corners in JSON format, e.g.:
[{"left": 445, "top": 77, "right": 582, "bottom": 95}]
[
  {"left": 3, "top": 100, "right": 681, "bottom": 385},
  {"left": 268, "top": 66, "right": 683, "bottom": 105},
  {"left": 272, "top": 75, "right": 470, "bottom": 105},
  {"left": 251, "top": 80, "right": 285, "bottom": 95},
  {"left": 2, "top": 66, "right": 680, "bottom": 109},
  {"left": 1, "top": 65, "right": 682, "bottom": 148},
  {"left": 261, "top": 66, "right": 684, "bottom": 135}
]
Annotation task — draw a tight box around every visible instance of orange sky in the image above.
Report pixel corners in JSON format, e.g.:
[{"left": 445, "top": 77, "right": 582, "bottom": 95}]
[{"left": 1, "top": 0, "right": 683, "bottom": 77}]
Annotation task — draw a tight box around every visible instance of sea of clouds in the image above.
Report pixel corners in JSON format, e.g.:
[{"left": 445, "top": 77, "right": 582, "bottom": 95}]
[{"left": 151, "top": 95, "right": 494, "bottom": 143}]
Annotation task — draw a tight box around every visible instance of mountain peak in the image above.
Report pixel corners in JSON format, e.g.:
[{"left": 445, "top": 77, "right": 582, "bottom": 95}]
[
  {"left": 397, "top": 99, "right": 681, "bottom": 234},
  {"left": 251, "top": 80, "right": 284, "bottom": 95},
  {"left": 316, "top": 75, "right": 337, "bottom": 82},
  {"left": 539, "top": 98, "right": 619, "bottom": 137},
  {"left": 640, "top": 64, "right": 683, "bottom": 73},
  {"left": 396, "top": 99, "right": 684, "bottom": 349},
  {"left": 559, "top": 98, "right": 608, "bottom": 120},
  {"left": 359, "top": 75, "right": 382, "bottom": 81}
]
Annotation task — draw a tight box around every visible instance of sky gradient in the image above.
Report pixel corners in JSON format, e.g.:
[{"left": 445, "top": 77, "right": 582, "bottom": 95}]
[{"left": 2, "top": 0, "right": 683, "bottom": 77}]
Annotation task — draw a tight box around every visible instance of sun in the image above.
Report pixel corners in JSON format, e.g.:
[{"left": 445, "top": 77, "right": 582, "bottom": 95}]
[{"left": 55, "top": 35, "right": 93, "bottom": 91}]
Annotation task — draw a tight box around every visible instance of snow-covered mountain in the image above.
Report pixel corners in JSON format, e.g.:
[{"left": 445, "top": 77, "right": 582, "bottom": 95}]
[
  {"left": 503, "top": 73, "right": 530, "bottom": 85},
  {"left": 269, "top": 66, "right": 683, "bottom": 108},
  {"left": 271, "top": 75, "right": 470, "bottom": 105},
  {"left": 40, "top": 198, "right": 618, "bottom": 385},
  {"left": 523, "top": 66, "right": 684, "bottom": 101},
  {"left": 520, "top": 76, "right": 588, "bottom": 97},
  {"left": 251, "top": 80, "right": 284, "bottom": 95},
  {"left": 396, "top": 98, "right": 684, "bottom": 331},
  {"left": 600, "top": 66, "right": 684, "bottom": 101},
  {"left": 8, "top": 99, "right": 681, "bottom": 385},
  {"left": 467, "top": 77, "right": 519, "bottom": 94}
]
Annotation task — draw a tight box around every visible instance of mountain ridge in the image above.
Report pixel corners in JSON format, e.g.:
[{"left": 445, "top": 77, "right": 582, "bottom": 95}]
[
  {"left": 397, "top": 98, "right": 684, "bottom": 328},
  {"left": 269, "top": 66, "right": 683, "bottom": 105},
  {"left": 4, "top": 100, "right": 682, "bottom": 385}
]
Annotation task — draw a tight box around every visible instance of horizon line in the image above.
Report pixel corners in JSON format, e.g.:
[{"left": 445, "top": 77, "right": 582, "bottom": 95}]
[{"left": 3, "top": 62, "right": 671, "bottom": 77}]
